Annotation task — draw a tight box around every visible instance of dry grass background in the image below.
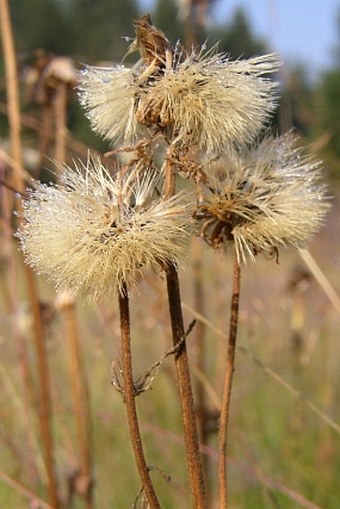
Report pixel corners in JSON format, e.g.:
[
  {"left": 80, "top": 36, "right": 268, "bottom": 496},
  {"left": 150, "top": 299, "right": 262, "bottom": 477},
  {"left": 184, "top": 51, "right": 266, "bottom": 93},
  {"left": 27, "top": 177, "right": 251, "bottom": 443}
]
[{"left": 1, "top": 192, "right": 339, "bottom": 507}]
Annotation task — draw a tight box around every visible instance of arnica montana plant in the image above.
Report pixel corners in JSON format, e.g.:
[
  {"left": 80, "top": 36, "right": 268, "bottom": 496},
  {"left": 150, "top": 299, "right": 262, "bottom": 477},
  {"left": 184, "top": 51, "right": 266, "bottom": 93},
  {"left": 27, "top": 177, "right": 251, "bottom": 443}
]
[{"left": 18, "top": 14, "right": 329, "bottom": 509}]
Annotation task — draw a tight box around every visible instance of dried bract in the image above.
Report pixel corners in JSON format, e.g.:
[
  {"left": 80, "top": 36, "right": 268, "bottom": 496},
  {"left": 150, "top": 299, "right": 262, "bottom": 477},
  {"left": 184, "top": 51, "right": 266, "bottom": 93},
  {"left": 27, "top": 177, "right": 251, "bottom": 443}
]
[
  {"left": 132, "top": 14, "right": 173, "bottom": 69},
  {"left": 194, "top": 133, "right": 330, "bottom": 263},
  {"left": 18, "top": 156, "right": 192, "bottom": 299}
]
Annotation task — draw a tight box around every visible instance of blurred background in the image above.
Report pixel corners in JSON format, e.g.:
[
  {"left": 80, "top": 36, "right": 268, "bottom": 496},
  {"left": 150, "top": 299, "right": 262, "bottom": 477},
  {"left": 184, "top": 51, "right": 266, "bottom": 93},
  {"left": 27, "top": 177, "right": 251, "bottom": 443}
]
[
  {"left": 1, "top": 1, "right": 340, "bottom": 508},
  {"left": 5, "top": 0, "right": 340, "bottom": 176}
]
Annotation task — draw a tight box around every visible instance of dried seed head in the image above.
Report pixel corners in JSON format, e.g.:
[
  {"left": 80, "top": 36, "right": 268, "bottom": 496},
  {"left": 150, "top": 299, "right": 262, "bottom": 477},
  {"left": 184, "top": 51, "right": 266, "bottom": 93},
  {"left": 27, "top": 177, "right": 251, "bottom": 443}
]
[
  {"left": 78, "top": 33, "right": 280, "bottom": 151},
  {"left": 144, "top": 48, "right": 281, "bottom": 152},
  {"left": 194, "top": 133, "right": 330, "bottom": 263},
  {"left": 44, "top": 56, "right": 78, "bottom": 86},
  {"left": 17, "top": 155, "right": 192, "bottom": 299},
  {"left": 78, "top": 64, "right": 149, "bottom": 145}
]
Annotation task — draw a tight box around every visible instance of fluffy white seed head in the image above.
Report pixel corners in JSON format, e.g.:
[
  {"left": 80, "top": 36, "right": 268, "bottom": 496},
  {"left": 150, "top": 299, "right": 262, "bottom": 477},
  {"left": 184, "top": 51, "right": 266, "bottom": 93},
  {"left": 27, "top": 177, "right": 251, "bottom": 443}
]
[
  {"left": 18, "top": 156, "right": 192, "bottom": 299},
  {"left": 78, "top": 64, "right": 149, "bottom": 145},
  {"left": 78, "top": 47, "right": 280, "bottom": 151},
  {"left": 145, "top": 49, "right": 281, "bottom": 152},
  {"left": 194, "top": 133, "right": 330, "bottom": 263}
]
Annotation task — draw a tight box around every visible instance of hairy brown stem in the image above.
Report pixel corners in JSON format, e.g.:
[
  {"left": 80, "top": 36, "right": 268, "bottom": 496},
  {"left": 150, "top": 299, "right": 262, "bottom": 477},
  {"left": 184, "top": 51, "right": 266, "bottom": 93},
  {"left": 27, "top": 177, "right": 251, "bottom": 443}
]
[
  {"left": 118, "top": 282, "right": 161, "bottom": 509},
  {"left": 163, "top": 144, "right": 207, "bottom": 507},
  {"left": 218, "top": 252, "right": 241, "bottom": 509},
  {"left": 166, "top": 263, "right": 207, "bottom": 509}
]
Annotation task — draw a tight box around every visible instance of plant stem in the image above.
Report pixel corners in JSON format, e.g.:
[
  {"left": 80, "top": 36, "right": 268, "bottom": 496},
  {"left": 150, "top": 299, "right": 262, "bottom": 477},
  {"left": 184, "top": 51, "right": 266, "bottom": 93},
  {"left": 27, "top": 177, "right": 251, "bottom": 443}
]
[
  {"left": 0, "top": 0, "right": 24, "bottom": 201},
  {"left": 163, "top": 144, "right": 207, "bottom": 508},
  {"left": 118, "top": 282, "right": 161, "bottom": 509},
  {"left": 192, "top": 239, "right": 207, "bottom": 441},
  {"left": 0, "top": 167, "right": 40, "bottom": 487},
  {"left": 64, "top": 301, "right": 93, "bottom": 508},
  {"left": 0, "top": 1, "right": 59, "bottom": 505},
  {"left": 218, "top": 252, "right": 241, "bottom": 509},
  {"left": 192, "top": 239, "right": 213, "bottom": 504},
  {"left": 54, "top": 83, "right": 67, "bottom": 167},
  {"left": 36, "top": 103, "right": 53, "bottom": 178},
  {"left": 166, "top": 263, "right": 207, "bottom": 509},
  {"left": 25, "top": 266, "right": 60, "bottom": 508}
]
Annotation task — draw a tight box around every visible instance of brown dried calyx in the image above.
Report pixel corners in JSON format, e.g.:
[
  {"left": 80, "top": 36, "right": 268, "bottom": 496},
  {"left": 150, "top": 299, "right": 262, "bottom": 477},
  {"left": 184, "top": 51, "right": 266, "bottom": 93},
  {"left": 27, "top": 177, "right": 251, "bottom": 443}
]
[{"left": 133, "top": 14, "right": 173, "bottom": 70}]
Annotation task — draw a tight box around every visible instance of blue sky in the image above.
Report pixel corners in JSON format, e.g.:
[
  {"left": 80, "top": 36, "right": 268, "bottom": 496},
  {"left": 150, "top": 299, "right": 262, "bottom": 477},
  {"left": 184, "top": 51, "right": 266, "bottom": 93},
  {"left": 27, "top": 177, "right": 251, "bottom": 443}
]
[{"left": 139, "top": 0, "right": 340, "bottom": 78}]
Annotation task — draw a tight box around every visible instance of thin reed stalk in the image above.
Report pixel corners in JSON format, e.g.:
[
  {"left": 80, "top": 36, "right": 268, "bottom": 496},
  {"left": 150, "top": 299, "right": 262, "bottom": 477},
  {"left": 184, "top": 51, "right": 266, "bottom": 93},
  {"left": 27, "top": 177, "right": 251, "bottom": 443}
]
[
  {"left": 118, "top": 282, "right": 161, "bottom": 508},
  {"left": 63, "top": 301, "right": 93, "bottom": 508},
  {"left": 0, "top": 1, "right": 59, "bottom": 506},
  {"left": 0, "top": 0, "right": 24, "bottom": 200},
  {"left": 183, "top": 300, "right": 340, "bottom": 436},
  {"left": 218, "top": 251, "right": 241, "bottom": 509},
  {"left": 53, "top": 71, "right": 93, "bottom": 507},
  {"left": 0, "top": 177, "right": 39, "bottom": 486},
  {"left": 0, "top": 469, "right": 54, "bottom": 509},
  {"left": 25, "top": 267, "right": 60, "bottom": 508},
  {"left": 299, "top": 248, "right": 340, "bottom": 315}
]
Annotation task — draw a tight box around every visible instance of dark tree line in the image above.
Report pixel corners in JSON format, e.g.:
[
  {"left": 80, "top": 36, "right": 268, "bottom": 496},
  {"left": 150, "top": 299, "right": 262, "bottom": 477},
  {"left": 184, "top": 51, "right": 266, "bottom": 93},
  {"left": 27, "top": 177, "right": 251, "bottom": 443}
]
[{"left": 4, "top": 0, "right": 340, "bottom": 177}]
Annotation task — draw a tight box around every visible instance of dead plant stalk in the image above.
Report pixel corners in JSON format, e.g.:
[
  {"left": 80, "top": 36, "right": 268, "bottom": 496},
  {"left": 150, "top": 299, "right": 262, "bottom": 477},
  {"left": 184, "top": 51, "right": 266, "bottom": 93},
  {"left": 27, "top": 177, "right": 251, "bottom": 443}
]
[
  {"left": 0, "top": 1, "right": 59, "bottom": 507},
  {"left": 64, "top": 304, "right": 93, "bottom": 508},
  {"left": 218, "top": 251, "right": 241, "bottom": 509},
  {"left": 164, "top": 155, "right": 208, "bottom": 509},
  {"left": 118, "top": 282, "right": 161, "bottom": 508}
]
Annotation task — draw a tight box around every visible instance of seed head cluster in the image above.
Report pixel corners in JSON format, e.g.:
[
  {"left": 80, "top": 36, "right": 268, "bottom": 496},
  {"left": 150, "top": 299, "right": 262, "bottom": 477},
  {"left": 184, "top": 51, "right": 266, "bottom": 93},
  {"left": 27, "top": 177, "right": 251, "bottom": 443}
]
[
  {"left": 18, "top": 16, "right": 329, "bottom": 300},
  {"left": 194, "top": 133, "right": 329, "bottom": 263},
  {"left": 18, "top": 157, "right": 191, "bottom": 299},
  {"left": 79, "top": 47, "right": 280, "bottom": 152}
]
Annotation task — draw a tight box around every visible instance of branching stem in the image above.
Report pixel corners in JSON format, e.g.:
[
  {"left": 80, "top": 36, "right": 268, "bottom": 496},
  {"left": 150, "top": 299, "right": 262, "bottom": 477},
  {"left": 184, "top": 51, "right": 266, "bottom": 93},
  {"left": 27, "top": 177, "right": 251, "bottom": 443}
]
[
  {"left": 166, "top": 263, "right": 207, "bottom": 509},
  {"left": 163, "top": 142, "right": 207, "bottom": 508},
  {"left": 118, "top": 282, "right": 161, "bottom": 509}
]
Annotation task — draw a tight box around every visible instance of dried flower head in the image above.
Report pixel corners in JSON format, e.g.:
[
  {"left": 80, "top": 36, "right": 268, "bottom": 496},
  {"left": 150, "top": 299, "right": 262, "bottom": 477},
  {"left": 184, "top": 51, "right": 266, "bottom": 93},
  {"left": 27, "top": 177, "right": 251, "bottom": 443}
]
[
  {"left": 141, "top": 48, "right": 281, "bottom": 152},
  {"left": 78, "top": 64, "right": 149, "bottom": 145},
  {"left": 78, "top": 16, "right": 280, "bottom": 151},
  {"left": 194, "top": 133, "right": 329, "bottom": 263},
  {"left": 17, "top": 156, "right": 192, "bottom": 299}
]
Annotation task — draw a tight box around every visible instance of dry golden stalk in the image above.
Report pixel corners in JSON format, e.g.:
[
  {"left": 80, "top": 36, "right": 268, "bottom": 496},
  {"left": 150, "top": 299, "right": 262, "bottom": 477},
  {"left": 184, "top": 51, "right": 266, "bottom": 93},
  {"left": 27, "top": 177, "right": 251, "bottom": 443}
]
[
  {"left": 0, "top": 1, "right": 60, "bottom": 507},
  {"left": 60, "top": 296, "right": 93, "bottom": 509}
]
